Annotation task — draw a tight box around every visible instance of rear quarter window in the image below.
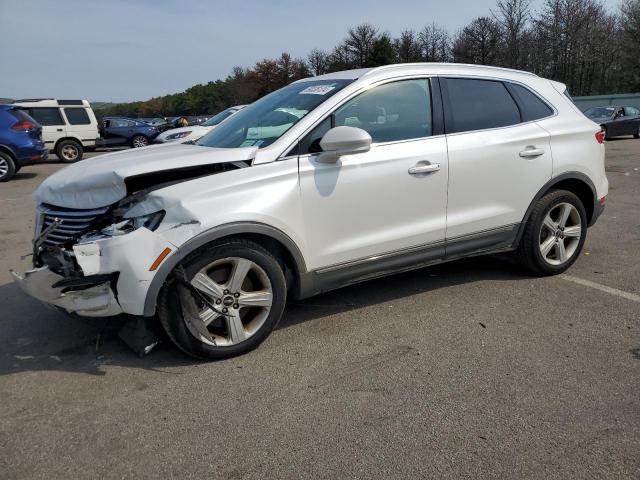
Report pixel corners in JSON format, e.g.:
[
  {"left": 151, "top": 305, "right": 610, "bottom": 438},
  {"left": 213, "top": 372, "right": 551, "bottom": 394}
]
[
  {"left": 507, "top": 83, "right": 554, "bottom": 121},
  {"left": 444, "top": 78, "right": 520, "bottom": 133},
  {"left": 64, "top": 108, "right": 91, "bottom": 125}
]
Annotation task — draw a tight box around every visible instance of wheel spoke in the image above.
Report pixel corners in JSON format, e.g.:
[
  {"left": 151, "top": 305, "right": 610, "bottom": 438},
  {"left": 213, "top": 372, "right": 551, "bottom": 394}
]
[
  {"left": 543, "top": 214, "right": 557, "bottom": 232},
  {"left": 237, "top": 290, "right": 272, "bottom": 308},
  {"left": 540, "top": 236, "right": 556, "bottom": 257},
  {"left": 227, "top": 258, "right": 252, "bottom": 292},
  {"left": 557, "top": 241, "right": 567, "bottom": 262},
  {"left": 558, "top": 204, "right": 572, "bottom": 227},
  {"left": 199, "top": 307, "right": 220, "bottom": 327},
  {"left": 564, "top": 225, "right": 581, "bottom": 238},
  {"left": 226, "top": 310, "right": 247, "bottom": 343},
  {"left": 191, "top": 272, "right": 225, "bottom": 299}
]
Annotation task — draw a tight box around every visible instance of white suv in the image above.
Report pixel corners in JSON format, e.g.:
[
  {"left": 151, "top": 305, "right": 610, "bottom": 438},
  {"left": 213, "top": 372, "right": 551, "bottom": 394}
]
[
  {"left": 13, "top": 99, "right": 99, "bottom": 162},
  {"left": 12, "top": 64, "right": 608, "bottom": 359}
]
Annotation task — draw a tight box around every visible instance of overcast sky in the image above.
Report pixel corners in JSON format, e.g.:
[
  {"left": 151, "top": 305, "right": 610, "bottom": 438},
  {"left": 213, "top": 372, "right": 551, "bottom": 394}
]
[{"left": 0, "top": 0, "right": 556, "bottom": 102}]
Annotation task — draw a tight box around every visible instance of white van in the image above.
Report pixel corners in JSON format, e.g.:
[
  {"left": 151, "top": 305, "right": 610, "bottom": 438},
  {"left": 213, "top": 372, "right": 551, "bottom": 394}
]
[{"left": 13, "top": 99, "right": 100, "bottom": 162}]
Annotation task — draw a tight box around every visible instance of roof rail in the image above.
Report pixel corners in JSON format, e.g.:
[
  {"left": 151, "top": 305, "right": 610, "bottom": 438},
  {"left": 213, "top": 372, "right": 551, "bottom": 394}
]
[
  {"left": 362, "top": 62, "right": 539, "bottom": 78},
  {"left": 13, "top": 98, "right": 54, "bottom": 102}
]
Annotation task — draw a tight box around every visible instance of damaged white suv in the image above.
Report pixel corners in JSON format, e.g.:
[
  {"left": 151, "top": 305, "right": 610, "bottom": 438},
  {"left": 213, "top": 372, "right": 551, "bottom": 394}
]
[{"left": 12, "top": 64, "right": 608, "bottom": 359}]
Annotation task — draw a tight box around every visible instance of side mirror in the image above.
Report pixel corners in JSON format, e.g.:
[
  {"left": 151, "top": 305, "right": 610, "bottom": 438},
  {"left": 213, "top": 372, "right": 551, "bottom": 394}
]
[{"left": 317, "top": 126, "right": 372, "bottom": 163}]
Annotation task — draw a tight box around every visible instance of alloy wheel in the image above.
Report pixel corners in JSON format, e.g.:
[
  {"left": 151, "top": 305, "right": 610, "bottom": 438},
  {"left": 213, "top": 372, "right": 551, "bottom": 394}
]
[
  {"left": 133, "top": 136, "right": 148, "bottom": 148},
  {"left": 61, "top": 145, "right": 78, "bottom": 161},
  {"left": 0, "top": 157, "right": 8, "bottom": 177},
  {"left": 538, "top": 202, "right": 582, "bottom": 266},
  {"left": 179, "top": 257, "right": 273, "bottom": 347}
]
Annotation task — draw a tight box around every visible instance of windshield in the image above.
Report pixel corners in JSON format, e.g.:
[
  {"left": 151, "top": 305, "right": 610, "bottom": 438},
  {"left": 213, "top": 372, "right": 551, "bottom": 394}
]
[
  {"left": 197, "top": 79, "right": 353, "bottom": 149},
  {"left": 584, "top": 107, "right": 615, "bottom": 118},
  {"left": 202, "top": 108, "right": 238, "bottom": 127}
]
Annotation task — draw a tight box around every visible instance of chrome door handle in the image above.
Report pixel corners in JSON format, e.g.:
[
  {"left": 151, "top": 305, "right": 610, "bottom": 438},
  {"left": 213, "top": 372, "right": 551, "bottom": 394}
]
[
  {"left": 519, "top": 148, "right": 545, "bottom": 158},
  {"left": 408, "top": 162, "right": 441, "bottom": 175}
]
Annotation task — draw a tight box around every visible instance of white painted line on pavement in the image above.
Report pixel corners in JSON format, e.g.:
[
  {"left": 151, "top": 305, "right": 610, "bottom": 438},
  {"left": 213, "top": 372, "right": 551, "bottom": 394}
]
[{"left": 561, "top": 274, "right": 640, "bottom": 303}]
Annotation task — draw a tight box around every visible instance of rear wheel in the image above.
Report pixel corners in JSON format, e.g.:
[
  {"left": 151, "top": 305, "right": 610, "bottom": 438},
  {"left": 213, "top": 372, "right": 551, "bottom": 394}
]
[
  {"left": 158, "top": 239, "right": 286, "bottom": 359},
  {"left": 56, "top": 140, "right": 83, "bottom": 163},
  {"left": 602, "top": 126, "right": 608, "bottom": 140},
  {"left": 0, "top": 152, "right": 16, "bottom": 182},
  {"left": 634, "top": 126, "right": 639, "bottom": 139},
  {"left": 131, "top": 135, "right": 148, "bottom": 148},
  {"left": 517, "top": 190, "right": 587, "bottom": 275}
]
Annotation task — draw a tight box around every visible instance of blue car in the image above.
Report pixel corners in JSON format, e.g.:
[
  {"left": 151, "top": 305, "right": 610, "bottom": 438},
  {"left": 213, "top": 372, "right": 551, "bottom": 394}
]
[
  {"left": 0, "top": 105, "right": 48, "bottom": 182},
  {"left": 98, "top": 117, "right": 160, "bottom": 148}
]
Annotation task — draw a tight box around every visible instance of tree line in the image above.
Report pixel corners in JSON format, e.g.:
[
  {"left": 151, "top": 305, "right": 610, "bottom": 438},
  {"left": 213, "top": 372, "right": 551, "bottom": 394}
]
[{"left": 98, "top": 0, "right": 640, "bottom": 119}]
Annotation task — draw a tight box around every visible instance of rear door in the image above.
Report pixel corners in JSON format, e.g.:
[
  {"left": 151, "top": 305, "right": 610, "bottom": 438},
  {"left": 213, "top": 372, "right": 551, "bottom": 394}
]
[
  {"left": 104, "top": 119, "right": 134, "bottom": 145},
  {"left": 623, "top": 107, "right": 640, "bottom": 136},
  {"left": 25, "top": 107, "right": 66, "bottom": 150},
  {"left": 441, "top": 77, "right": 553, "bottom": 251}
]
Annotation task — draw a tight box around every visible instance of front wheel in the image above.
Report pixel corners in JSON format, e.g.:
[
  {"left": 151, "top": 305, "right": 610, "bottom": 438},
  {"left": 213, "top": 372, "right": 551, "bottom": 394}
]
[
  {"left": 131, "top": 135, "right": 148, "bottom": 148},
  {"left": 517, "top": 190, "right": 587, "bottom": 276},
  {"left": 158, "top": 239, "right": 287, "bottom": 359},
  {"left": 634, "top": 126, "right": 639, "bottom": 139}
]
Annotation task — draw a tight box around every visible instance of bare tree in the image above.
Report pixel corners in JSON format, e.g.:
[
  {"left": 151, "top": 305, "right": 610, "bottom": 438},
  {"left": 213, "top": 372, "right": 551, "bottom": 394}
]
[
  {"left": 345, "top": 23, "right": 379, "bottom": 67},
  {"left": 394, "top": 29, "right": 421, "bottom": 62},
  {"left": 453, "top": 17, "right": 502, "bottom": 65},
  {"left": 493, "top": 0, "right": 531, "bottom": 68},
  {"left": 308, "top": 48, "right": 329, "bottom": 76},
  {"left": 418, "top": 23, "right": 452, "bottom": 62}
]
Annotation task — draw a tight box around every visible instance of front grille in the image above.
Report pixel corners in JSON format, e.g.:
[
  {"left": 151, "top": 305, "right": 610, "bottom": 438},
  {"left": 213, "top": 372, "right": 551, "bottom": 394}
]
[{"left": 38, "top": 204, "right": 109, "bottom": 246}]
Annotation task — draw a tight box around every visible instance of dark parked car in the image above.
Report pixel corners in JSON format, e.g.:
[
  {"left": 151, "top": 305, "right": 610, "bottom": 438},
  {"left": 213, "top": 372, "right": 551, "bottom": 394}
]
[
  {"left": 138, "top": 117, "right": 172, "bottom": 132},
  {"left": 584, "top": 105, "right": 640, "bottom": 139},
  {"left": 0, "top": 105, "right": 48, "bottom": 181},
  {"left": 98, "top": 117, "right": 160, "bottom": 148}
]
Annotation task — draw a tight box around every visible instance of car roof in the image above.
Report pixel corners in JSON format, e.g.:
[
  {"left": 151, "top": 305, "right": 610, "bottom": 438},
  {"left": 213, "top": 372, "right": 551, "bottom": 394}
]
[
  {"left": 299, "top": 62, "right": 540, "bottom": 84},
  {"left": 13, "top": 99, "right": 90, "bottom": 107}
]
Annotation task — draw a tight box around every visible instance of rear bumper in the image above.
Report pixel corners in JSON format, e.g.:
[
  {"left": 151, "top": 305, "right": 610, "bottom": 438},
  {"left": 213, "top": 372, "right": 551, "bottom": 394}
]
[
  {"left": 16, "top": 149, "right": 48, "bottom": 167},
  {"left": 589, "top": 198, "right": 605, "bottom": 227},
  {"left": 11, "top": 267, "right": 123, "bottom": 317}
]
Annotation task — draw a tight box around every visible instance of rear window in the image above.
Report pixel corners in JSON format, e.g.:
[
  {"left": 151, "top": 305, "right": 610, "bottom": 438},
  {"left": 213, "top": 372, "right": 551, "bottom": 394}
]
[
  {"left": 10, "top": 108, "right": 38, "bottom": 124},
  {"left": 444, "top": 78, "right": 520, "bottom": 133},
  {"left": 507, "top": 84, "right": 554, "bottom": 121},
  {"left": 27, "top": 107, "right": 64, "bottom": 126},
  {"left": 64, "top": 108, "right": 91, "bottom": 125}
]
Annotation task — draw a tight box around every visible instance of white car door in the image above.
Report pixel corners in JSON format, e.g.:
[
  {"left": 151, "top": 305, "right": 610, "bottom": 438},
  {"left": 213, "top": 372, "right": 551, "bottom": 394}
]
[
  {"left": 441, "top": 77, "right": 553, "bottom": 245},
  {"left": 298, "top": 78, "right": 449, "bottom": 271}
]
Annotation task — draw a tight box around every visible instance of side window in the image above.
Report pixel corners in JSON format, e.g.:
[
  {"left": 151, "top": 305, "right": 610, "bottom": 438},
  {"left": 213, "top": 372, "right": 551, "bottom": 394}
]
[
  {"left": 334, "top": 79, "right": 432, "bottom": 143},
  {"left": 64, "top": 108, "right": 91, "bottom": 125},
  {"left": 28, "top": 107, "right": 64, "bottom": 126},
  {"left": 299, "top": 117, "right": 332, "bottom": 155},
  {"left": 444, "top": 78, "right": 520, "bottom": 133},
  {"left": 624, "top": 107, "right": 639, "bottom": 116},
  {"left": 507, "top": 83, "right": 554, "bottom": 121}
]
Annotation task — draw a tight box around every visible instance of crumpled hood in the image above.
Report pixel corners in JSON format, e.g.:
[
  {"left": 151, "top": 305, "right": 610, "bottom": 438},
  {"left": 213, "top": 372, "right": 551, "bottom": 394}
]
[{"left": 33, "top": 144, "right": 257, "bottom": 209}]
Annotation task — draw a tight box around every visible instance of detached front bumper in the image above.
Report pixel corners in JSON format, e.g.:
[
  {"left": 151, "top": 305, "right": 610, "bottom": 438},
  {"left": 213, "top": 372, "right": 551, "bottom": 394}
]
[{"left": 11, "top": 267, "right": 123, "bottom": 317}]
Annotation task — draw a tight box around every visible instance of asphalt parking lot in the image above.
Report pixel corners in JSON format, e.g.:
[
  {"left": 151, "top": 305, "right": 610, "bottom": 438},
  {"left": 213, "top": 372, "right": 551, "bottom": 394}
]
[{"left": 0, "top": 142, "right": 639, "bottom": 479}]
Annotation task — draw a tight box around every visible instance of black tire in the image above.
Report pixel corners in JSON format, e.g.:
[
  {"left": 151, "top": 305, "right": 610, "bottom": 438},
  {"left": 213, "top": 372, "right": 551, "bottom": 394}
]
[
  {"left": 0, "top": 151, "right": 16, "bottom": 182},
  {"left": 634, "top": 126, "right": 639, "bottom": 139},
  {"left": 131, "top": 135, "right": 149, "bottom": 148},
  {"left": 158, "top": 238, "right": 287, "bottom": 360},
  {"left": 601, "top": 126, "right": 608, "bottom": 140},
  {"left": 56, "top": 140, "right": 83, "bottom": 163},
  {"left": 516, "top": 189, "right": 588, "bottom": 276}
]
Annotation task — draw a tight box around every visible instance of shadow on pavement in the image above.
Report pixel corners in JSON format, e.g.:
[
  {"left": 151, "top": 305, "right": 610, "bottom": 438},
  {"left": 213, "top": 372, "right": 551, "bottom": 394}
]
[{"left": 0, "top": 255, "right": 529, "bottom": 377}]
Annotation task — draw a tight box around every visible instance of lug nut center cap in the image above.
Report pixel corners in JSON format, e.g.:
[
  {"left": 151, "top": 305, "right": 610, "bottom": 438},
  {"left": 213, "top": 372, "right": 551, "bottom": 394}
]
[{"left": 222, "top": 296, "right": 235, "bottom": 307}]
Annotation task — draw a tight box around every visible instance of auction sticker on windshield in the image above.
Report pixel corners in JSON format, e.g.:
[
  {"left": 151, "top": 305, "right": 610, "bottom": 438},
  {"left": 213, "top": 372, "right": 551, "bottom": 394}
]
[{"left": 299, "top": 85, "right": 336, "bottom": 95}]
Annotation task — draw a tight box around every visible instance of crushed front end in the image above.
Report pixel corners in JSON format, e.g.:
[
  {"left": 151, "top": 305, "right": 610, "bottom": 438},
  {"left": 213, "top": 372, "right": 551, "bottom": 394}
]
[{"left": 11, "top": 202, "right": 175, "bottom": 317}]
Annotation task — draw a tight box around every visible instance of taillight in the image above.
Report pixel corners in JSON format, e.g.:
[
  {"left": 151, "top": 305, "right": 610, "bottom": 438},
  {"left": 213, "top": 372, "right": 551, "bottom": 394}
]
[
  {"left": 595, "top": 130, "right": 605, "bottom": 144},
  {"left": 11, "top": 120, "right": 37, "bottom": 131}
]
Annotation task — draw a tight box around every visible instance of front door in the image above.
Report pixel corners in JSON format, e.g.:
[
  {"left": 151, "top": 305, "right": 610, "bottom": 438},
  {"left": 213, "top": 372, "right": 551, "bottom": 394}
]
[{"left": 298, "top": 78, "right": 448, "bottom": 271}]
